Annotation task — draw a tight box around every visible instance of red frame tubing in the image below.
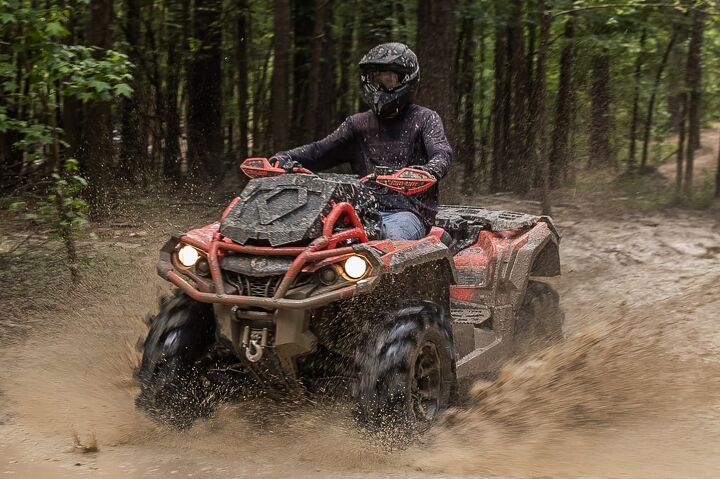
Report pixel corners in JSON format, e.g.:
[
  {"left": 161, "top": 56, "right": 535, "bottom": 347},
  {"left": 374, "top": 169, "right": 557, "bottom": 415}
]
[{"left": 177, "top": 201, "right": 369, "bottom": 303}]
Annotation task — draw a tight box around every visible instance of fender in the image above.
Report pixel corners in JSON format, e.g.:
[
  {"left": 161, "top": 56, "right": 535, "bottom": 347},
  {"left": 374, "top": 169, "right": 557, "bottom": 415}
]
[
  {"left": 361, "top": 236, "right": 458, "bottom": 284},
  {"left": 508, "top": 221, "right": 560, "bottom": 291}
]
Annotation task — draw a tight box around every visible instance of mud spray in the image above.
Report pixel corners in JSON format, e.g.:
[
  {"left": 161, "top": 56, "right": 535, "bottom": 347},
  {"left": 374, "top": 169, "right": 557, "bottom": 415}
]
[{"left": 1, "top": 253, "right": 719, "bottom": 477}]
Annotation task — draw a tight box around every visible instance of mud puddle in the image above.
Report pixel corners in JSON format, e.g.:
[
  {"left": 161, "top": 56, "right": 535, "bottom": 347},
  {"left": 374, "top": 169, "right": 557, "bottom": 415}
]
[{"left": 1, "top": 204, "right": 719, "bottom": 478}]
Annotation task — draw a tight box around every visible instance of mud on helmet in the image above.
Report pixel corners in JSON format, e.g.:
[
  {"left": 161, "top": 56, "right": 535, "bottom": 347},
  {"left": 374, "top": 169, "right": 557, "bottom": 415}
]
[{"left": 359, "top": 42, "right": 419, "bottom": 118}]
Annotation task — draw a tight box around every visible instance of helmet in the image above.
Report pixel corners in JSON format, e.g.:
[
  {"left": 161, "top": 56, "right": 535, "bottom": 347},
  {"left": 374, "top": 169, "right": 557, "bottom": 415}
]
[{"left": 359, "top": 42, "right": 419, "bottom": 118}]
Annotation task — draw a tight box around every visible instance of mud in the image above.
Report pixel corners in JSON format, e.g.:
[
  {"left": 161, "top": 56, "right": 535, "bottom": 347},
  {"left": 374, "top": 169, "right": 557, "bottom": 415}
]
[{"left": 1, "top": 196, "right": 719, "bottom": 478}]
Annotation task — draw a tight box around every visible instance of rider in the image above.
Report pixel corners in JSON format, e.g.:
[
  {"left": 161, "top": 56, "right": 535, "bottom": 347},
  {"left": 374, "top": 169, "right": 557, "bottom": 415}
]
[{"left": 270, "top": 42, "right": 452, "bottom": 241}]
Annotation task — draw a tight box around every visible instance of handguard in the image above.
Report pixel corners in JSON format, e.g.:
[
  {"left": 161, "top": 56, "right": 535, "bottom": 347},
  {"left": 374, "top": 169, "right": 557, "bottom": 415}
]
[{"left": 240, "top": 157, "right": 312, "bottom": 178}]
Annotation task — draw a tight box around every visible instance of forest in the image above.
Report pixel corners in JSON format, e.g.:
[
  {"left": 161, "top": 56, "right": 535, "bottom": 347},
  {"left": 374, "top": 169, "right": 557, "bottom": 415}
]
[{"left": 1, "top": 0, "right": 719, "bottom": 269}]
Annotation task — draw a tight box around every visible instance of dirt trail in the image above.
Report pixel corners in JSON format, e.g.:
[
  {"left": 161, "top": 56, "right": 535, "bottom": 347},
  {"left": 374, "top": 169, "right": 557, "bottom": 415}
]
[{"left": 1, "top": 196, "right": 719, "bottom": 478}]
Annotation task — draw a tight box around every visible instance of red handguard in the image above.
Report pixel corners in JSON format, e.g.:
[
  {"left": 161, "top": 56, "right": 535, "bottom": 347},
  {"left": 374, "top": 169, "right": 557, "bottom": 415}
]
[
  {"left": 240, "top": 157, "right": 313, "bottom": 178},
  {"left": 366, "top": 167, "right": 436, "bottom": 195}
]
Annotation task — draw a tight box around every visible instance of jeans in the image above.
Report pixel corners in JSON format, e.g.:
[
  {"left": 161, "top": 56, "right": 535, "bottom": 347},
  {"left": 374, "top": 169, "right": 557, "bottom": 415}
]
[{"left": 380, "top": 211, "right": 427, "bottom": 240}]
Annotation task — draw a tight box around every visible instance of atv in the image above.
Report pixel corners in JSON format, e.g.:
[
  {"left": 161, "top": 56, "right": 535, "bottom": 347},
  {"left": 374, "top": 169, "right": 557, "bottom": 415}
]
[{"left": 137, "top": 158, "right": 563, "bottom": 434}]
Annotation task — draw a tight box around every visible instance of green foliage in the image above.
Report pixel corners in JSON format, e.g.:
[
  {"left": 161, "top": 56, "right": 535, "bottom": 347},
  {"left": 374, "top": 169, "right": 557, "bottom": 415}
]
[
  {"left": 10, "top": 159, "right": 89, "bottom": 239},
  {"left": 0, "top": 0, "right": 133, "bottom": 150},
  {"left": 0, "top": 0, "right": 134, "bottom": 280}
]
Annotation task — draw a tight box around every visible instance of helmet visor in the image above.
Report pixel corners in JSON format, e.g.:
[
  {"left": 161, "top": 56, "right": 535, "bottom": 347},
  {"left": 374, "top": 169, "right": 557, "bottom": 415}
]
[{"left": 368, "top": 71, "right": 400, "bottom": 92}]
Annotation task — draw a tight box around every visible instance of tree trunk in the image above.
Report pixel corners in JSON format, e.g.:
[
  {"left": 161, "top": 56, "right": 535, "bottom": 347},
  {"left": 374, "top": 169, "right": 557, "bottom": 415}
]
[
  {"left": 536, "top": 0, "right": 551, "bottom": 215},
  {"left": 336, "top": 2, "right": 354, "bottom": 122},
  {"left": 119, "top": 0, "right": 147, "bottom": 183},
  {"left": 490, "top": 1, "right": 509, "bottom": 192},
  {"left": 507, "top": 0, "right": 530, "bottom": 193},
  {"left": 291, "top": 0, "right": 313, "bottom": 144},
  {"left": 236, "top": 0, "right": 250, "bottom": 161},
  {"left": 588, "top": 49, "right": 611, "bottom": 168},
  {"left": 640, "top": 27, "right": 678, "bottom": 170},
  {"left": 478, "top": 20, "right": 488, "bottom": 175},
  {"left": 270, "top": 0, "right": 290, "bottom": 152},
  {"left": 676, "top": 94, "right": 686, "bottom": 192},
  {"left": 162, "top": 0, "right": 185, "bottom": 179},
  {"left": 549, "top": 13, "right": 575, "bottom": 187},
  {"left": 667, "top": 9, "right": 689, "bottom": 133},
  {"left": 716, "top": 128, "right": 720, "bottom": 198},
  {"left": 627, "top": 28, "right": 646, "bottom": 172},
  {"left": 457, "top": 7, "right": 476, "bottom": 193},
  {"left": 684, "top": 2, "right": 706, "bottom": 193},
  {"left": 304, "top": 0, "right": 333, "bottom": 141},
  {"left": 82, "top": 0, "right": 114, "bottom": 198},
  {"left": 416, "top": 0, "right": 456, "bottom": 144},
  {"left": 186, "top": 0, "right": 224, "bottom": 181}
]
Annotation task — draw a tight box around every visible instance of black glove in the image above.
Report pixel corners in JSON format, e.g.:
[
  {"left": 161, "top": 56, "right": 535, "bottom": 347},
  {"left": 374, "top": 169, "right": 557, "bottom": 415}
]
[{"left": 271, "top": 156, "right": 301, "bottom": 172}]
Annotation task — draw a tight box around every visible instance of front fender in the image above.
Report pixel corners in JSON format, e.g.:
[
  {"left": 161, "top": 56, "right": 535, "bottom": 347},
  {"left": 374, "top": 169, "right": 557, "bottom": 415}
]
[{"left": 357, "top": 237, "right": 457, "bottom": 284}]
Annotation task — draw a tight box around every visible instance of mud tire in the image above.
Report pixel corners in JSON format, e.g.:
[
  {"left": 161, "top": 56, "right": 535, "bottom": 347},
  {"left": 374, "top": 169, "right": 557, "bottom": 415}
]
[
  {"left": 136, "top": 291, "right": 218, "bottom": 429},
  {"left": 355, "top": 303, "right": 456, "bottom": 443},
  {"left": 515, "top": 280, "right": 565, "bottom": 352}
]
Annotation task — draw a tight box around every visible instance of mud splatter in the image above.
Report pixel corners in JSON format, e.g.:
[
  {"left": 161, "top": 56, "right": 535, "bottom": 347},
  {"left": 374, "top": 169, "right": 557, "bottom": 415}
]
[{"left": 1, "top": 204, "right": 719, "bottom": 478}]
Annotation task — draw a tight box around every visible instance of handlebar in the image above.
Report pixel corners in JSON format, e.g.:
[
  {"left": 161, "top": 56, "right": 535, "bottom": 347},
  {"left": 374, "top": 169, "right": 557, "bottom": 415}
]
[{"left": 239, "top": 157, "right": 436, "bottom": 195}]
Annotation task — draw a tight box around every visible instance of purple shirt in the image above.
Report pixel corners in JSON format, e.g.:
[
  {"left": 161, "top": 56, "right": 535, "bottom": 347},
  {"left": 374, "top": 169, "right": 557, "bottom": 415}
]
[{"left": 274, "top": 104, "right": 453, "bottom": 227}]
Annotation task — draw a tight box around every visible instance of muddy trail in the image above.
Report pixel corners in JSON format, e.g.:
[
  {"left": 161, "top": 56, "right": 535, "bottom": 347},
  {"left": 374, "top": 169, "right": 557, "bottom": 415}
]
[{"left": 1, "top": 192, "right": 719, "bottom": 478}]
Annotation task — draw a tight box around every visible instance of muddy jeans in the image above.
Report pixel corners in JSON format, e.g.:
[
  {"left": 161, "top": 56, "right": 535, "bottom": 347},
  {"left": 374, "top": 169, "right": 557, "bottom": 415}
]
[{"left": 380, "top": 211, "right": 427, "bottom": 240}]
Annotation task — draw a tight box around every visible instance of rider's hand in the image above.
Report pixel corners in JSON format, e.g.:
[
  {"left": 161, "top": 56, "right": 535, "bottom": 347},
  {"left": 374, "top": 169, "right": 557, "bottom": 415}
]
[{"left": 271, "top": 156, "right": 301, "bottom": 172}]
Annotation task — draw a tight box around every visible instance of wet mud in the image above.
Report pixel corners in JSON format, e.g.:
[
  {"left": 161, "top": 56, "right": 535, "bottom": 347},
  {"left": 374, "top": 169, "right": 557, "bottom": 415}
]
[{"left": 1, "top": 199, "right": 719, "bottom": 478}]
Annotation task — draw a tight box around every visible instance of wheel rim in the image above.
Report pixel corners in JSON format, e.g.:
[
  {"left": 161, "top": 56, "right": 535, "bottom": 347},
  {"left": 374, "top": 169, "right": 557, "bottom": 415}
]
[{"left": 411, "top": 341, "right": 442, "bottom": 421}]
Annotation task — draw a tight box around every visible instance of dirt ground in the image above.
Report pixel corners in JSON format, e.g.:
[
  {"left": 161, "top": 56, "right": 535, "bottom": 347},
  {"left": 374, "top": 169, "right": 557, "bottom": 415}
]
[{"left": 1, "top": 156, "right": 719, "bottom": 478}]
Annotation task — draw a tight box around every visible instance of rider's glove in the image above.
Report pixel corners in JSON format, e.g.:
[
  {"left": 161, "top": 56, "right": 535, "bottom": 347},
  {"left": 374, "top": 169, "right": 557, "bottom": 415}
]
[{"left": 271, "top": 156, "right": 301, "bottom": 172}]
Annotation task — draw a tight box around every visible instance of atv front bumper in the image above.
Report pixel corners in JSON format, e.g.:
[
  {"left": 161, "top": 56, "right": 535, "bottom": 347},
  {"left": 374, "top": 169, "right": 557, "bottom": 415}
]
[{"left": 157, "top": 233, "right": 379, "bottom": 310}]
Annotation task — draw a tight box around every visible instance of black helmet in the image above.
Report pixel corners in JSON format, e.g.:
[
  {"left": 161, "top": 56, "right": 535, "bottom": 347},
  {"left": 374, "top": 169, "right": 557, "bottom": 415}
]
[{"left": 359, "top": 42, "right": 419, "bottom": 117}]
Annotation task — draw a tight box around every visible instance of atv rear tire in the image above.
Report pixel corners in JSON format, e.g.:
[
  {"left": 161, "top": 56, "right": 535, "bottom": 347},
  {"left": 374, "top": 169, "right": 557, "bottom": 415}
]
[
  {"left": 136, "top": 292, "right": 217, "bottom": 429},
  {"left": 355, "top": 303, "right": 456, "bottom": 441},
  {"left": 515, "top": 280, "right": 564, "bottom": 352}
]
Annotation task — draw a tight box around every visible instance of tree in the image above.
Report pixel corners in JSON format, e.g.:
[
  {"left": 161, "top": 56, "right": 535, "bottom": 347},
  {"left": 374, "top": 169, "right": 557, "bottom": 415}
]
[
  {"left": 588, "top": 48, "right": 611, "bottom": 168},
  {"left": 456, "top": 0, "right": 476, "bottom": 192},
  {"left": 304, "top": 0, "right": 334, "bottom": 141},
  {"left": 162, "top": 0, "right": 187, "bottom": 179},
  {"left": 236, "top": 0, "right": 250, "bottom": 161},
  {"left": 186, "top": 0, "right": 224, "bottom": 181},
  {"left": 506, "top": 0, "right": 531, "bottom": 192},
  {"left": 640, "top": 26, "right": 679, "bottom": 171},
  {"left": 416, "top": 0, "right": 456, "bottom": 144},
  {"left": 270, "top": 0, "right": 290, "bottom": 152},
  {"left": 627, "top": 28, "right": 647, "bottom": 171},
  {"left": 716, "top": 128, "right": 720, "bottom": 198},
  {"left": 549, "top": 12, "right": 576, "bottom": 187},
  {"left": 119, "top": 0, "right": 147, "bottom": 182},
  {"left": 490, "top": 0, "right": 510, "bottom": 191},
  {"left": 290, "top": 0, "right": 313, "bottom": 144},
  {"left": 683, "top": 1, "right": 706, "bottom": 193},
  {"left": 81, "top": 0, "right": 115, "bottom": 196},
  {"left": 535, "top": 0, "right": 551, "bottom": 214}
]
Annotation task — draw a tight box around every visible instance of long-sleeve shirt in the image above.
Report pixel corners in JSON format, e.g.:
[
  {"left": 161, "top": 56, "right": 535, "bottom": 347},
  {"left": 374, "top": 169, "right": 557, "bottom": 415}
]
[{"left": 273, "top": 104, "right": 453, "bottom": 228}]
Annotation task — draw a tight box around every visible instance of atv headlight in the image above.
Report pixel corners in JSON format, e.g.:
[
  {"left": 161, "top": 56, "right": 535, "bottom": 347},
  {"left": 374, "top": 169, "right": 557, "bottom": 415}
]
[
  {"left": 343, "top": 255, "right": 368, "bottom": 280},
  {"left": 177, "top": 244, "right": 200, "bottom": 268}
]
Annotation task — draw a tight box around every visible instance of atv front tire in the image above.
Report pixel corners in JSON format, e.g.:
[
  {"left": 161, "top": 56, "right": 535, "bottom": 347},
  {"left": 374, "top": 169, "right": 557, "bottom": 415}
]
[
  {"left": 515, "top": 280, "right": 564, "bottom": 352},
  {"left": 355, "top": 303, "right": 456, "bottom": 440},
  {"left": 136, "top": 292, "right": 218, "bottom": 429}
]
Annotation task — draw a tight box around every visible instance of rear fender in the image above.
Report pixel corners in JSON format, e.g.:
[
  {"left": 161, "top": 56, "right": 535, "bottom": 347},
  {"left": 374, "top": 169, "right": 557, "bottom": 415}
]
[{"left": 507, "top": 221, "right": 560, "bottom": 291}]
